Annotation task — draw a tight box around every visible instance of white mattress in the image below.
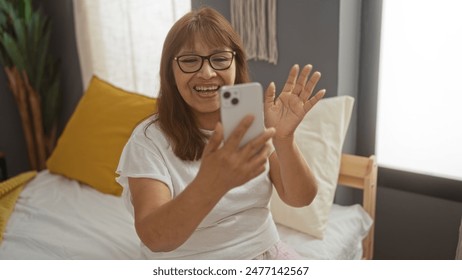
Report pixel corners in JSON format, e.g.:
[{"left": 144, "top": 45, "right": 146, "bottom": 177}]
[{"left": 0, "top": 171, "right": 372, "bottom": 260}]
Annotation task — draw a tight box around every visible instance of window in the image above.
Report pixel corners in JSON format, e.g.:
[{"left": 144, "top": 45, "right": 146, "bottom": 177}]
[
  {"left": 376, "top": 0, "right": 462, "bottom": 181},
  {"left": 73, "top": 0, "right": 191, "bottom": 97}
]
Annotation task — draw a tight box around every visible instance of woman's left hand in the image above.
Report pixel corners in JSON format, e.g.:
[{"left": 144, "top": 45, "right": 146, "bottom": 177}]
[{"left": 264, "top": 64, "right": 325, "bottom": 139}]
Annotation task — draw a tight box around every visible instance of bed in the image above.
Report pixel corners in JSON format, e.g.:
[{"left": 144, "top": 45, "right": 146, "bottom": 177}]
[
  {"left": 0, "top": 76, "right": 377, "bottom": 260},
  {"left": 282, "top": 153, "right": 377, "bottom": 260}
]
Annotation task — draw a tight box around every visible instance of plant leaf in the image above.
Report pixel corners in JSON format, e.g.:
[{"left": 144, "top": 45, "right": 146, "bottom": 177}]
[
  {"left": 28, "top": 14, "right": 49, "bottom": 91},
  {"left": 1, "top": 0, "right": 62, "bottom": 138},
  {"left": 12, "top": 17, "right": 28, "bottom": 65},
  {"left": 2, "top": 32, "right": 26, "bottom": 70},
  {"left": 24, "top": 0, "right": 32, "bottom": 23},
  {"left": 42, "top": 75, "right": 61, "bottom": 133}
]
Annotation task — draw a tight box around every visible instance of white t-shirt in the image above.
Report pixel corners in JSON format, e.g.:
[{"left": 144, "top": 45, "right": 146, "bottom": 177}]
[{"left": 116, "top": 116, "right": 279, "bottom": 259}]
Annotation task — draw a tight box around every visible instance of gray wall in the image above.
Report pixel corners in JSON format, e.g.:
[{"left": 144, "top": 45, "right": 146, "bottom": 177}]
[
  {"left": 40, "top": 0, "right": 83, "bottom": 131},
  {"left": 0, "top": 65, "right": 29, "bottom": 177},
  {"left": 0, "top": 0, "right": 83, "bottom": 177},
  {"left": 376, "top": 187, "right": 462, "bottom": 259},
  {"left": 193, "top": 0, "right": 339, "bottom": 98}
]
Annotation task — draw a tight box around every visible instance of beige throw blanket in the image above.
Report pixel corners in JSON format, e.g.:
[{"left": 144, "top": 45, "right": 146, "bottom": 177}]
[{"left": 0, "top": 171, "right": 37, "bottom": 242}]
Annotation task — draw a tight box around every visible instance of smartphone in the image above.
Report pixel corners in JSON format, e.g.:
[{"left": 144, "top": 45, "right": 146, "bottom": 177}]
[{"left": 219, "top": 82, "right": 265, "bottom": 147}]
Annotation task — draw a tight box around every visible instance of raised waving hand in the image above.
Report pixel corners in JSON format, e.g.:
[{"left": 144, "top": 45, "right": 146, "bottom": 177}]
[{"left": 264, "top": 64, "right": 325, "bottom": 139}]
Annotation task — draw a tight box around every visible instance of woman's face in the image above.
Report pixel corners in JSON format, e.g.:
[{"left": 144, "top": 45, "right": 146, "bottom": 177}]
[{"left": 173, "top": 41, "right": 236, "bottom": 124}]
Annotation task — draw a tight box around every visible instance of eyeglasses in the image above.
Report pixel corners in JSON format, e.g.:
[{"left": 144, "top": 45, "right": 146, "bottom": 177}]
[{"left": 174, "top": 51, "right": 236, "bottom": 73}]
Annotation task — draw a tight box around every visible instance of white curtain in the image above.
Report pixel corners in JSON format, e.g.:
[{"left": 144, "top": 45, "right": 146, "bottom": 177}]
[{"left": 73, "top": 0, "right": 191, "bottom": 97}]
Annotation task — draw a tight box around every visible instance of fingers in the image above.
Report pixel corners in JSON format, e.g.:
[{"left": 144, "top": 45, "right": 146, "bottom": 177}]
[
  {"left": 204, "top": 125, "right": 273, "bottom": 190},
  {"left": 281, "top": 64, "right": 323, "bottom": 101},
  {"left": 243, "top": 143, "right": 272, "bottom": 177},
  {"left": 293, "top": 64, "right": 313, "bottom": 96},
  {"left": 295, "top": 65, "right": 325, "bottom": 113},
  {"left": 203, "top": 122, "right": 224, "bottom": 157},
  {"left": 300, "top": 69, "right": 322, "bottom": 101},
  {"left": 238, "top": 129, "right": 275, "bottom": 178},
  {"left": 223, "top": 115, "right": 254, "bottom": 150},
  {"left": 303, "top": 89, "right": 326, "bottom": 112},
  {"left": 264, "top": 82, "right": 276, "bottom": 110},
  {"left": 280, "top": 64, "right": 300, "bottom": 94},
  {"left": 240, "top": 127, "right": 275, "bottom": 156}
]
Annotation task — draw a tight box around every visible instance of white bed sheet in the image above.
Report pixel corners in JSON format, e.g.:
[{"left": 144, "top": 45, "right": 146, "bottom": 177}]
[
  {"left": 0, "top": 171, "right": 372, "bottom": 260},
  {"left": 0, "top": 171, "right": 141, "bottom": 260},
  {"left": 277, "top": 204, "right": 372, "bottom": 260}
]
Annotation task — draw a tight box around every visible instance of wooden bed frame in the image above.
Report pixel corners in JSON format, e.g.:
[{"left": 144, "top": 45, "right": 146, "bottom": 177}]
[{"left": 338, "top": 154, "right": 377, "bottom": 260}]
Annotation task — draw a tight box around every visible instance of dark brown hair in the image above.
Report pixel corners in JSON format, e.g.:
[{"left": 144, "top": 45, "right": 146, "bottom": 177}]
[{"left": 151, "top": 7, "right": 250, "bottom": 161}]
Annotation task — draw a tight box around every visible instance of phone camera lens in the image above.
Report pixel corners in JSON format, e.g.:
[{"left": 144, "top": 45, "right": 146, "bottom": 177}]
[
  {"left": 231, "top": 98, "right": 239, "bottom": 105},
  {"left": 223, "top": 91, "right": 231, "bottom": 99}
]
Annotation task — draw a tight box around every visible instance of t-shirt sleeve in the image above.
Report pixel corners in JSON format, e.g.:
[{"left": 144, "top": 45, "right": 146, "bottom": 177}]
[{"left": 116, "top": 125, "right": 174, "bottom": 209}]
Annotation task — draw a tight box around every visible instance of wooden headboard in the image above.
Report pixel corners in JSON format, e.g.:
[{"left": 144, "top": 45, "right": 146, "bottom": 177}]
[{"left": 338, "top": 154, "right": 377, "bottom": 260}]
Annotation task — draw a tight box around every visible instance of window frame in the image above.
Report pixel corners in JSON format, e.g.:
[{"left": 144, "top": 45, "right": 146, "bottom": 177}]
[{"left": 356, "top": 0, "right": 462, "bottom": 203}]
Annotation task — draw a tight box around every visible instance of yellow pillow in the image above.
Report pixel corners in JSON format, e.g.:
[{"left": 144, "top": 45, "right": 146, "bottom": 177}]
[{"left": 47, "top": 76, "right": 156, "bottom": 196}]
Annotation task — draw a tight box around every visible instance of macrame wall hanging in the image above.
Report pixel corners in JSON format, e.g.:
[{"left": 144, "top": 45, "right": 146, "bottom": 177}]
[{"left": 230, "top": 0, "right": 278, "bottom": 65}]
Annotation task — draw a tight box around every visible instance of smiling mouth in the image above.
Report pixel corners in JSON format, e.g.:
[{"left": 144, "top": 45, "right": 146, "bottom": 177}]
[{"left": 193, "top": 85, "right": 220, "bottom": 96}]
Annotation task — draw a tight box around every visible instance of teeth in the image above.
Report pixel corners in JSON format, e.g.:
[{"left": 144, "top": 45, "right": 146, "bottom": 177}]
[{"left": 194, "top": 85, "right": 219, "bottom": 92}]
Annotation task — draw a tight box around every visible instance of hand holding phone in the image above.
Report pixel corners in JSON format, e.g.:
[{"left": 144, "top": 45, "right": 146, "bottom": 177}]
[{"left": 219, "top": 82, "right": 265, "bottom": 147}]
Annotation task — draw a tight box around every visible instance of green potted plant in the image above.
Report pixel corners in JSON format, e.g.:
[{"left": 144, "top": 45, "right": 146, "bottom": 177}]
[{"left": 0, "top": 0, "right": 61, "bottom": 170}]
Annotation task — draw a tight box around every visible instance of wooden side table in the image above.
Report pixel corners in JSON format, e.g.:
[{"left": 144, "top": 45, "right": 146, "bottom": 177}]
[{"left": 0, "top": 151, "right": 7, "bottom": 181}]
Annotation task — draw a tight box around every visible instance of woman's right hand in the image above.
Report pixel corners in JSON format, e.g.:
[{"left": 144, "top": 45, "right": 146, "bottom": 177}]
[{"left": 196, "top": 115, "right": 275, "bottom": 193}]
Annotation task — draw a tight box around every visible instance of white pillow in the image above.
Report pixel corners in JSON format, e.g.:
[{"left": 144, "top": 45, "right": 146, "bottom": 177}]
[{"left": 270, "top": 95, "right": 354, "bottom": 239}]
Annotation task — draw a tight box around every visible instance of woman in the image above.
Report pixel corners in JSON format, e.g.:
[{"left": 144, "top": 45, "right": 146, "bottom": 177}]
[{"left": 116, "top": 7, "right": 325, "bottom": 259}]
